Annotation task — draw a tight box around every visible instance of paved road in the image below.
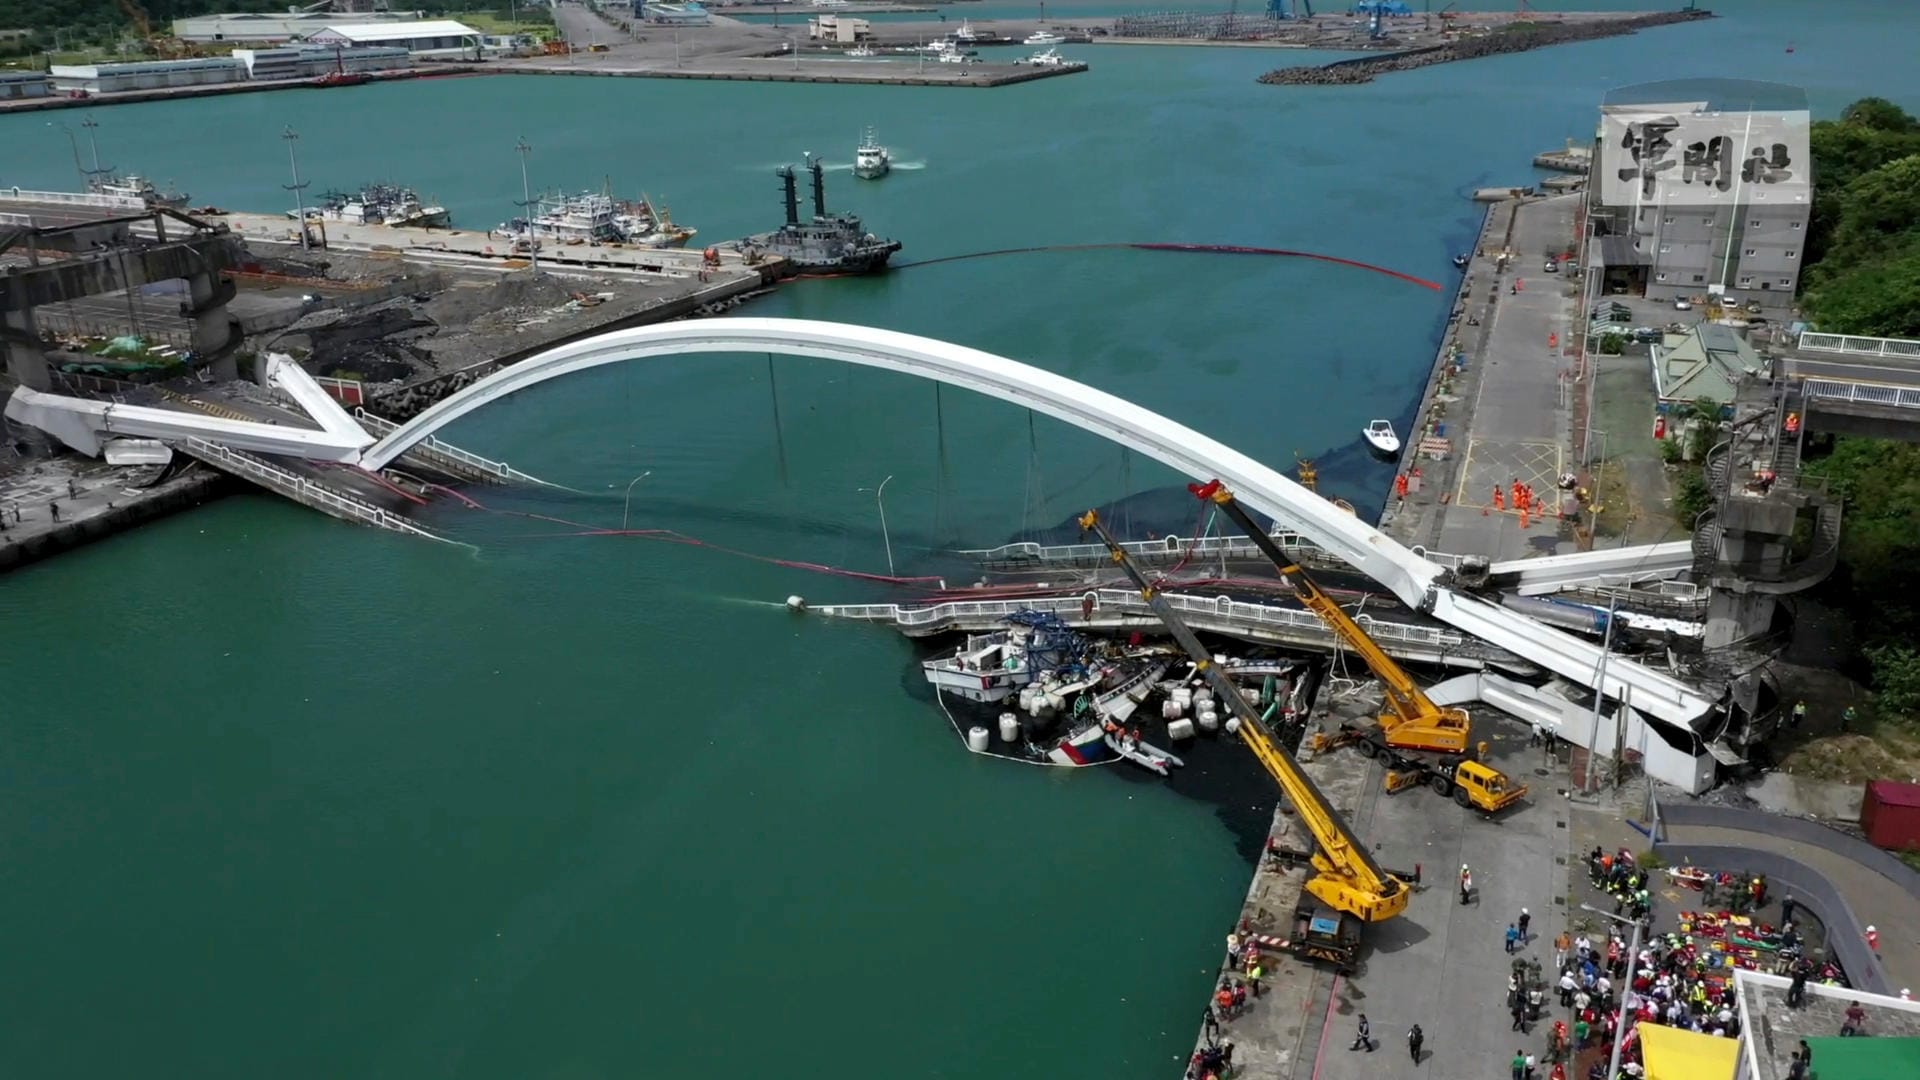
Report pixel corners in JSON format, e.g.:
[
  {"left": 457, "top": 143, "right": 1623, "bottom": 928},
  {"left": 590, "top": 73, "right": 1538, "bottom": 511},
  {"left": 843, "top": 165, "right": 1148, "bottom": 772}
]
[
  {"left": 1311, "top": 718, "right": 1567, "bottom": 1080},
  {"left": 1779, "top": 352, "right": 1920, "bottom": 389},
  {"left": 1432, "top": 196, "right": 1581, "bottom": 563}
]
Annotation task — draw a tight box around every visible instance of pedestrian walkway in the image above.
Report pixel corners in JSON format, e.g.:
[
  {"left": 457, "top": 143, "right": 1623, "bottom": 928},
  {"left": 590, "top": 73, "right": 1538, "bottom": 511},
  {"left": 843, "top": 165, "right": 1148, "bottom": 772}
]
[{"left": 1664, "top": 824, "right": 1920, "bottom": 991}]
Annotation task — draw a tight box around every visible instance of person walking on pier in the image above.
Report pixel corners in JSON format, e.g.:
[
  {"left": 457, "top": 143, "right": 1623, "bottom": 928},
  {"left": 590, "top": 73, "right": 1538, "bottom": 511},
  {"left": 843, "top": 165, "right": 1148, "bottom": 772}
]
[
  {"left": 1407, "top": 1023, "right": 1423, "bottom": 1063},
  {"left": 1201, "top": 1005, "right": 1221, "bottom": 1042},
  {"left": 1518, "top": 908, "right": 1532, "bottom": 943},
  {"left": 1460, "top": 864, "right": 1473, "bottom": 905},
  {"left": 1506, "top": 924, "right": 1520, "bottom": 954},
  {"left": 1349, "top": 1013, "right": 1376, "bottom": 1052}
]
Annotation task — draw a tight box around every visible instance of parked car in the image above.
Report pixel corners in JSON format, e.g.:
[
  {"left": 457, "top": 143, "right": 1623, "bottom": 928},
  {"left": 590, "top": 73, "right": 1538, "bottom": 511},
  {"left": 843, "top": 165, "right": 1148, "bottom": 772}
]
[
  {"left": 1631, "top": 327, "right": 1663, "bottom": 343},
  {"left": 1674, "top": 299, "right": 1693, "bottom": 311},
  {"left": 1543, "top": 259, "right": 1559, "bottom": 273}
]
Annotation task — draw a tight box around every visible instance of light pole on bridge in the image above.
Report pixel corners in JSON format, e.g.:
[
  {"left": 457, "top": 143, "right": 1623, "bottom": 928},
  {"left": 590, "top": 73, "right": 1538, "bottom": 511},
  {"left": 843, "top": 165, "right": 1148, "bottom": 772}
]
[
  {"left": 621, "top": 470, "right": 651, "bottom": 531},
  {"left": 858, "top": 475, "right": 895, "bottom": 578}
]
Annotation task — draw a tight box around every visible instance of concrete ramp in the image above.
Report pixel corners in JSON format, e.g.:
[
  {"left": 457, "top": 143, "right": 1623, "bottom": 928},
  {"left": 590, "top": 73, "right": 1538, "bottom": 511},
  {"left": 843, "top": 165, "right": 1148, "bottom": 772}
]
[{"left": 6, "top": 386, "right": 370, "bottom": 461}]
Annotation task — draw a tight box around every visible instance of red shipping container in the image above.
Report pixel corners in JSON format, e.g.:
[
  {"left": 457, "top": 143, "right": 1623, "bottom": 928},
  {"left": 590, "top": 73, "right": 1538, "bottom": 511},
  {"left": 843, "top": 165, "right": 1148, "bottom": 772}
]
[{"left": 1860, "top": 780, "right": 1920, "bottom": 852}]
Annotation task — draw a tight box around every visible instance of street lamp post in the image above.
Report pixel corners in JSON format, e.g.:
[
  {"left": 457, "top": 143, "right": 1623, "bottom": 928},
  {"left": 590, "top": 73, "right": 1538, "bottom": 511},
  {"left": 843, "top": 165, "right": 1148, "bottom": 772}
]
[
  {"left": 858, "top": 475, "right": 895, "bottom": 577},
  {"left": 281, "top": 127, "right": 310, "bottom": 251},
  {"left": 1581, "top": 904, "right": 1645, "bottom": 1080},
  {"left": 514, "top": 137, "right": 540, "bottom": 276},
  {"left": 50, "top": 121, "right": 86, "bottom": 185},
  {"left": 621, "top": 470, "right": 651, "bottom": 531}
]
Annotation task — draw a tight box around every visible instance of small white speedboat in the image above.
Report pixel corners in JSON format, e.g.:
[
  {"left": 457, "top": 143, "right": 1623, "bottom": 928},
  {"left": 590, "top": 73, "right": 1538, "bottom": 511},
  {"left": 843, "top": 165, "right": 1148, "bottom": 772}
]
[
  {"left": 1024, "top": 30, "right": 1065, "bottom": 45},
  {"left": 1363, "top": 419, "right": 1401, "bottom": 456}
]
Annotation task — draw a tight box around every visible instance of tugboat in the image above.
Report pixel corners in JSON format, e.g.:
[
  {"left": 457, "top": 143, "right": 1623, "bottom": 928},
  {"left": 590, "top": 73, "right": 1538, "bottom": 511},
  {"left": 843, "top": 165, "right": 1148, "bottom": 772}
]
[
  {"left": 740, "top": 154, "right": 901, "bottom": 274},
  {"left": 853, "top": 128, "right": 891, "bottom": 180},
  {"left": 89, "top": 174, "right": 187, "bottom": 210}
]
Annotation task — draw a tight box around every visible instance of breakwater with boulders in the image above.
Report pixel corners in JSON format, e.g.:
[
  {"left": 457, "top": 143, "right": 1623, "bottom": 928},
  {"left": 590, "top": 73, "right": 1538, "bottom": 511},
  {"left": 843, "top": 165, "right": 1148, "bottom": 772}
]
[{"left": 1258, "top": 9, "right": 1715, "bottom": 86}]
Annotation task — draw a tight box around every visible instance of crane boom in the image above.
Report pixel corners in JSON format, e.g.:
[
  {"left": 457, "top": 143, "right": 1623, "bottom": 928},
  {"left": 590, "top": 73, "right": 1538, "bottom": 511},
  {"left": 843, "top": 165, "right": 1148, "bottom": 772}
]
[
  {"left": 1189, "top": 479, "right": 1471, "bottom": 755},
  {"left": 1078, "top": 510, "right": 1409, "bottom": 924}
]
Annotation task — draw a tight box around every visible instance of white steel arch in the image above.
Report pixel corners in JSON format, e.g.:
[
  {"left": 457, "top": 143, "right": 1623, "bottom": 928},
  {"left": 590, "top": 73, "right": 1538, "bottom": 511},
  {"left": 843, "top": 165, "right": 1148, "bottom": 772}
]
[{"left": 358, "top": 318, "right": 1715, "bottom": 731}]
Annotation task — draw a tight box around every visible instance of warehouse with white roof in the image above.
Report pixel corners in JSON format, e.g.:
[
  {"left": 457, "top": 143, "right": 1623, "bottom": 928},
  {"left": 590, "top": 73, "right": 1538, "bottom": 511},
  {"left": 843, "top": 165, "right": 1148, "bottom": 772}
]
[{"left": 303, "top": 20, "right": 484, "bottom": 59}]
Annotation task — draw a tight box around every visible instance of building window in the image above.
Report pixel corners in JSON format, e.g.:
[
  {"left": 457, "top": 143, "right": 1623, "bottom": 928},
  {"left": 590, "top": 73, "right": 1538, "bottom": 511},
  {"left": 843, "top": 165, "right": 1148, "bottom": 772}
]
[
  {"left": 1786, "top": 250, "right": 1796, "bottom": 259},
  {"left": 1692, "top": 274, "right": 1705, "bottom": 283},
  {"left": 1739, "top": 276, "right": 1754, "bottom": 287},
  {"left": 1662, "top": 215, "right": 1674, "bottom": 225},
  {"left": 1703, "top": 217, "right": 1713, "bottom": 225},
  {"left": 1744, "top": 248, "right": 1757, "bottom": 257},
  {"left": 1659, "top": 245, "right": 1672, "bottom": 254},
  {"left": 1749, "top": 219, "right": 1762, "bottom": 228},
  {"left": 1779, "top": 277, "right": 1792, "bottom": 287},
  {"left": 1791, "top": 220, "right": 1802, "bottom": 229},
  {"left": 1656, "top": 272, "right": 1669, "bottom": 282}
]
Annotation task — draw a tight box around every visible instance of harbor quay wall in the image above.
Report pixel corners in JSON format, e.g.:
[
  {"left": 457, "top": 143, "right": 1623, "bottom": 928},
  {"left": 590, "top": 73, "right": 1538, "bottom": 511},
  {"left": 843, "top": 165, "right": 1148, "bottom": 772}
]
[
  {"left": 492, "top": 61, "right": 1084, "bottom": 88},
  {"left": 0, "top": 469, "right": 229, "bottom": 574},
  {"left": 0, "top": 66, "right": 481, "bottom": 114}
]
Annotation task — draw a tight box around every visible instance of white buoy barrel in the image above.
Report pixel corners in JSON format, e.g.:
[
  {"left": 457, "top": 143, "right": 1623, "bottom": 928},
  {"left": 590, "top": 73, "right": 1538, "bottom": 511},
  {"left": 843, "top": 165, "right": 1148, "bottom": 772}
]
[
  {"left": 1225, "top": 717, "right": 1242, "bottom": 735},
  {"left": 785, "top": 595, "right": 807, "bottom": 611},
  {"left": 1197, "top": 708, "right": 1221, "bottom": 733},
  {"left": 998, "top": 712, "right": 1021, "bottom": 743},
  {"left": 1168, "top": 718, "right": 1196, "bottom": 741},
  {"left": 967, "top": 726, "right": 991, "bottom": 752}
]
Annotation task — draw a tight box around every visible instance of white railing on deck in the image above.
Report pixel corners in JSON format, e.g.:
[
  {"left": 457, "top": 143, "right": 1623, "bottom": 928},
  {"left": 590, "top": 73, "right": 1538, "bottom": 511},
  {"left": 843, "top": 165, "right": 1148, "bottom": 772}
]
[
  {"left": 181, "top": 436, "right": 446, "bottom": 540},
  {"left": 0, "top": 186, "right": 147, "bottom": 212},
  {"left": 819, "top": 589, "right": 1484, "bottom": 654},
  {"left": 960, "top": 531, "right": 1466, "bottom": 571},
  {"left": 354, "top": 408, "right": 515, "bottom": 481},
  {"left": 1804, "top": 379, "right": 1920, "bottom": 411},
  {"left": 1797, "top": 332, "right": 1920, "bottom": 362}
]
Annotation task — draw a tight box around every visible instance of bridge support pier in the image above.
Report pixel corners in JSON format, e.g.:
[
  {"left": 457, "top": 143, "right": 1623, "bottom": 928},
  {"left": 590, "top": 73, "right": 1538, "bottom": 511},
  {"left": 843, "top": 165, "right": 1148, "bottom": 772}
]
[
  {"left": 2, "top": 306, "right": 50, "bottom": 391},
  {"left": 185, "top": 270, "right": 240, "bottom": 383}
]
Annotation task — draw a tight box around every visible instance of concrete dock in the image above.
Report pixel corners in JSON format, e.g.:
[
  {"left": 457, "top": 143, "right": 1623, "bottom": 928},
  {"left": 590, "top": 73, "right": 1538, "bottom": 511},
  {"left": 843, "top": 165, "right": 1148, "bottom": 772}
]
[
  {"left": 1379, "top": 193, "right": 1584, "bottom": 565},
  {"left": 1198, "top": 703, "right": 1566, "bottom": 1080}
]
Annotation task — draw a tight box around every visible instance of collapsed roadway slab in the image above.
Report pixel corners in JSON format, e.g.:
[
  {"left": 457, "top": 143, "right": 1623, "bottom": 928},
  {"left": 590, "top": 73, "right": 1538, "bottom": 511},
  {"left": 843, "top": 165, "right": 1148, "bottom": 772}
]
[{"left": 348, "top": 317, "right": 1724, "bottom": 790}]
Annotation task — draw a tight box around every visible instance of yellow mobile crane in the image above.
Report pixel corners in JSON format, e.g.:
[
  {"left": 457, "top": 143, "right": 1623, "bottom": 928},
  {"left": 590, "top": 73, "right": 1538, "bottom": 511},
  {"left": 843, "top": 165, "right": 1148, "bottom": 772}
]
[
  {"left": 1079, "top": 509, "right": 1411, "bottom": 968},
  {"left": 1187, "top": 479, "right": 1526, "bottom": 813}
]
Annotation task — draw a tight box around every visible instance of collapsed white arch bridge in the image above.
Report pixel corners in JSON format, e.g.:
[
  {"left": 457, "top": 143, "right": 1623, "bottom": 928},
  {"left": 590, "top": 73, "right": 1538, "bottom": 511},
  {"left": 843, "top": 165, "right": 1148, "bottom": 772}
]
[{"left": 6, "top": 317, "right": 1721, "bottom": 789}]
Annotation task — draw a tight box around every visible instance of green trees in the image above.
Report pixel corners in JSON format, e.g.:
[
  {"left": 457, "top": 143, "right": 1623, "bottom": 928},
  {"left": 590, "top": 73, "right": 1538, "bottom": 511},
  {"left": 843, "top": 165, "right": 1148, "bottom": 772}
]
[{"left": 1804, "top": 99, "right": 1920, "bottom": 337}]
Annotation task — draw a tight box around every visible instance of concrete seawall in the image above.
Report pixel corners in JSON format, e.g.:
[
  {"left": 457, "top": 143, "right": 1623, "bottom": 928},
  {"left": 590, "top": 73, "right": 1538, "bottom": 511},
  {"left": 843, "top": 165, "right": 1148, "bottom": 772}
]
[{"left": 0, "top": 469, "right": 229, "bottom": 574}]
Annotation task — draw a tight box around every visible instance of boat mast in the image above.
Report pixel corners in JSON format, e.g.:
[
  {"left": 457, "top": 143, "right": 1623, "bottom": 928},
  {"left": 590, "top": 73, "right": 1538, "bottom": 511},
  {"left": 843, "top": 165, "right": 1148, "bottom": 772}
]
[{"left": 778, "top": 165, "right": 799, "bottom": 227}]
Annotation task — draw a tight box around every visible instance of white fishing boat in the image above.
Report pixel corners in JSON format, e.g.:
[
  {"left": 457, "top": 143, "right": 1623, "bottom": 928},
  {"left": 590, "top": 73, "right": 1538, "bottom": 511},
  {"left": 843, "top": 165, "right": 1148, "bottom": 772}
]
[
  {"left": 853, "top": 127, "right": 891, "bottom": 180},
  {"left": 1363, "top": 419, "right": 1401, "bottom": 456},
  {"left": 90, "top": 174, "right": 187, "bottom": 210},
  {"left": 847, "top": 44, "right": 876, "bottom": 57},
  {"left": 953, "top": 19, "right": 980, "bottom": 42},
  {"left": 1014, "top": 46, "right": 1066, "bottom": 66},
  {"left": 1023, "top": 30, "right": 1065, "bottom": 45},
  {"left": 937, "top": 50, "right": 970, "bottom": 64}
]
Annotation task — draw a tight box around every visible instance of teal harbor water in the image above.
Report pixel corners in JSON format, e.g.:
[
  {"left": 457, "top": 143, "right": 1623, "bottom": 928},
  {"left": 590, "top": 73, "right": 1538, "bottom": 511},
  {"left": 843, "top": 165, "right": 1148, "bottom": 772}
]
[{"left": 4, "top": 3, "right": 1920, "bottom": 1077}]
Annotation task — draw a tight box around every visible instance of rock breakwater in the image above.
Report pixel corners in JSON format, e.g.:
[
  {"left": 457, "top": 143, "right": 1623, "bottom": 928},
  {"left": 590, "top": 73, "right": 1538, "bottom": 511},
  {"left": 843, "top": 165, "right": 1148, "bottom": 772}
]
[{"left": 1258, "top": 9, "right": 1714, "bottom": 86}]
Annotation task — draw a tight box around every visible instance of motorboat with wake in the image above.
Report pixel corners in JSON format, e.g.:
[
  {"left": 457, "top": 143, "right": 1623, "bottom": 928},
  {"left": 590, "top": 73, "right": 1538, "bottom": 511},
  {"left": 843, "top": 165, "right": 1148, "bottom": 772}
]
[{"left": 853, "top": 127, "right": 891, "bottom": 180}]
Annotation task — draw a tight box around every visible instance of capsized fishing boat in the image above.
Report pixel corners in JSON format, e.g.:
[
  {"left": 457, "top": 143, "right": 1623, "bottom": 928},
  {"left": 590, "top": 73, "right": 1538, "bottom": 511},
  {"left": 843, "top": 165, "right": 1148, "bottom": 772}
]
[{"left": 1363, "top": 419, "right": 1401, "bottom": 457}]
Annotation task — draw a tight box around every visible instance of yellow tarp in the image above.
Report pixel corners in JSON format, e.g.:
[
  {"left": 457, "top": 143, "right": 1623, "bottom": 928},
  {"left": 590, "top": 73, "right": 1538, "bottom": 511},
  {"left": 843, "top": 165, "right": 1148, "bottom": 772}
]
[{"left": 1639, "top": 1022, "right": 1739, "bottom": 1080}]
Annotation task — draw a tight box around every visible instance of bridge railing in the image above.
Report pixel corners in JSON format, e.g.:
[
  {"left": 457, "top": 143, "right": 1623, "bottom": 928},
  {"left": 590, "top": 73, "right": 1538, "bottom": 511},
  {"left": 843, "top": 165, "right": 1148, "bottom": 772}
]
[
  {"left": 0, "top": 186, "right": 148, "bottom": 212},
  {"left": 354, "top": 408, "right": 516, "bottom": 482},
  {"left": 821, "top": 589, "right": 1484, "bottom": 654},
  {"left": 1804, "top": 378, "right": 1920, "bottom": 412},
  {"left": 1797, "top": 331, "right": 1920, "bottom": 362},
  {"left": 180, "top": 436, "right": 446, "bottom": 540},
  {"left": 959, "top": 533, "right": 1469, "bottom": 572}
]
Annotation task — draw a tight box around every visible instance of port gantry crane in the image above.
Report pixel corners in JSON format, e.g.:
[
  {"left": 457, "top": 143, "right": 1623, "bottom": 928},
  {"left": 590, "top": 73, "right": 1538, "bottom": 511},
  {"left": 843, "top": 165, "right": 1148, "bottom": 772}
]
[
  {"left": 1185, "top": 479, "right": 1526, "bottom": 813},
  {"left": 1078, "top": 508, "right": 1409, "bottom": 967}
]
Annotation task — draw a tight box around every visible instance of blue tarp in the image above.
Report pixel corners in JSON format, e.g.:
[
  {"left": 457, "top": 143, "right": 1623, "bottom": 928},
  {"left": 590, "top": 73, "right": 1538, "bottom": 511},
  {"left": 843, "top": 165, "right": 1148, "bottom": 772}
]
[{"left": 1353, "top": 1, "right": 1412, "bottom": 14}]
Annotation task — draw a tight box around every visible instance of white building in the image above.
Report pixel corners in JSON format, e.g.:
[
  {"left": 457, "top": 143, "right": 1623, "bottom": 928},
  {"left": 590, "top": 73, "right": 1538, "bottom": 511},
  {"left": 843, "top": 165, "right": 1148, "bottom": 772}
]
[
  {"left": 0, "top": 70, "right": 51, "bottom": 100},
  {"left": 646, "top": 3, "right": 713, "bottom": 26},
  {"left": 49, "top": 57, "right": 246, "bottom": 94},
  {"left": 230, "top": 45, "right": 412, "bottom": 80},
  {"left": 807, "top": 15, "right": 872, "bottom": 42},
  {"left": 173, "top": 12, "right": 427, "bottom": 44},
  {"left": 304, "top": 20, "right": 485, "bottom": 59}
]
